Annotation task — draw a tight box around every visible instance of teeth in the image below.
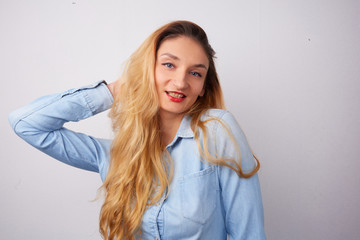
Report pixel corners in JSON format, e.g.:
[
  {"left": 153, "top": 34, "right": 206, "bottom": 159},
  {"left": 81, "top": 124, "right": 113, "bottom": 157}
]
[{"left": 168, "top": 92, "right": 185, "bottom": 98}]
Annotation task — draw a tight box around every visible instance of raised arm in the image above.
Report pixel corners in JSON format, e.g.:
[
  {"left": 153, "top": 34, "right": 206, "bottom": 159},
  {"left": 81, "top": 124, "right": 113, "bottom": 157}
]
[{"left": 8, "top": 81, "right": 114, "bottom": 181}]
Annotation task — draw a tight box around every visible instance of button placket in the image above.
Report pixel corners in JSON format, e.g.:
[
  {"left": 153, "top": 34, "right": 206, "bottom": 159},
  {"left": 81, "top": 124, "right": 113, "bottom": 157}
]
[{"left": 154, "top": 187, "right": 168, "bottom": 240}]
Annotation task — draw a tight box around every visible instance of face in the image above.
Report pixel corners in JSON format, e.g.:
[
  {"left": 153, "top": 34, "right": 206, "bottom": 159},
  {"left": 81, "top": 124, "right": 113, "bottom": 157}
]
[{"left": 155, "top": 36, "right": 208, "bottom": 119}]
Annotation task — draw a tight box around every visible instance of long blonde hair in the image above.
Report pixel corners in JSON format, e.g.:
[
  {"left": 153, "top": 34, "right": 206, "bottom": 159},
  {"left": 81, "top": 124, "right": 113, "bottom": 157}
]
[{"left": 99, "top": 21, "right": 259, "bottom": 239}]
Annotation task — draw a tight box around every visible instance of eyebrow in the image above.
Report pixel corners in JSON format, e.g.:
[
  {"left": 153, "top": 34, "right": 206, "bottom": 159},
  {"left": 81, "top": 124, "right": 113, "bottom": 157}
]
[{"left": 160, "top": 53, "right": 208, "bottom": 70}]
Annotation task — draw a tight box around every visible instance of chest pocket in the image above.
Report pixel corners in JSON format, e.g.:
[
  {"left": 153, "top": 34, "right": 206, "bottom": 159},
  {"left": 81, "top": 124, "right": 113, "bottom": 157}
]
[{"left": 180, "top": 166, "right": 218, "bottom": 224}]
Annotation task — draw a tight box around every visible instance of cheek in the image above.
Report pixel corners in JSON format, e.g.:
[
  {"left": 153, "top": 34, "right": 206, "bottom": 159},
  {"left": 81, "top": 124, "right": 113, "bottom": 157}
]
[
  {"left": 194, "top": 80, "right": 206, "bottom": 95},
  {"left": 154, "top": 66, "right": 160, "bottom": 86},
  {"left": 154, "top": 66, "right": 167, "bottom": 88}
]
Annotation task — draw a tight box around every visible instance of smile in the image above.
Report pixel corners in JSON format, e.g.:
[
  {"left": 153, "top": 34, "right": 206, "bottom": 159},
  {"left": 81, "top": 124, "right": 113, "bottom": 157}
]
[{"left": 165, "top": 91, "right": 186, "bottom": 102}]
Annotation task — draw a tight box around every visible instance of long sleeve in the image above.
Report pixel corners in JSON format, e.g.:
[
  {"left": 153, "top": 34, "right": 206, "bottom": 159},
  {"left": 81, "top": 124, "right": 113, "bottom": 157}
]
[
  {"left": 8, "top": 81, "right": 114, "bottom": 181},
  {"left": 213, "top": 111, "right": 266, "bottom": 239}
]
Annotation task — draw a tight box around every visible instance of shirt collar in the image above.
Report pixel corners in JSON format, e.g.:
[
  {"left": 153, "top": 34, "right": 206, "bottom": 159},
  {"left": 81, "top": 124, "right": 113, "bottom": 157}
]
[
  {"left": 166, "top": 114, "right": 194, "bottom": 148},
  {"left": 177, "top": 114, "right": 194, "bottom": 138}
]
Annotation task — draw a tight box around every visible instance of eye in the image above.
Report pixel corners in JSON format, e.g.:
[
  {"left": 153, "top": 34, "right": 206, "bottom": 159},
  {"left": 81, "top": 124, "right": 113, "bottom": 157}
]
[
  {"left": 190, "top": 71, "right": 202, "bottom": 77},
  {"left": 162, "top": 63, "right": 174, "bottom": 68}
]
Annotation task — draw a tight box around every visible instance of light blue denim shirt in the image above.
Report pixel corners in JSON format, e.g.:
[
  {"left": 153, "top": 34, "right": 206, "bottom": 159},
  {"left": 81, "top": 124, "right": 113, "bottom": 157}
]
[{"left": 9, "top": 81, "right": 266, "bottom": 240}]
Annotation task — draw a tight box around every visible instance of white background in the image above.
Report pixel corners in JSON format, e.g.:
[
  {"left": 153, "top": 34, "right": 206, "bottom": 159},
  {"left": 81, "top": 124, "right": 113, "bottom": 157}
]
[{"left": 1, "top": 0, "right": 359, "bottom": 239}]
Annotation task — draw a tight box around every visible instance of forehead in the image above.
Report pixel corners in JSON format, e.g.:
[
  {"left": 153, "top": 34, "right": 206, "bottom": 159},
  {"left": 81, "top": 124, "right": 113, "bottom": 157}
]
[{"left": 157, "top": 36, "right": 209, "bottom": 65}]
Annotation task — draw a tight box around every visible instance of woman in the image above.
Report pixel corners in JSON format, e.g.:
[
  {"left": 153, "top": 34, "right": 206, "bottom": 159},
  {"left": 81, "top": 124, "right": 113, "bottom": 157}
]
[{"left": 9, "top": 21, "right": 266, "bottom": 239}]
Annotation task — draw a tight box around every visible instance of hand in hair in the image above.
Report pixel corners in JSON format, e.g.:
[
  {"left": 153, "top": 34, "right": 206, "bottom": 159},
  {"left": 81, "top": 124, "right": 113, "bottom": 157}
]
[{"left": 107, "top": 79, "right": 122, "bottom": 98}]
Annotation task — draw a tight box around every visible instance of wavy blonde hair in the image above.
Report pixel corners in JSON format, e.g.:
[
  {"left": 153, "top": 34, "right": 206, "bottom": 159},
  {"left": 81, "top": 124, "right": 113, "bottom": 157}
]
[{"left": 99, "top": 21, "right": 260, "bottom": 239}]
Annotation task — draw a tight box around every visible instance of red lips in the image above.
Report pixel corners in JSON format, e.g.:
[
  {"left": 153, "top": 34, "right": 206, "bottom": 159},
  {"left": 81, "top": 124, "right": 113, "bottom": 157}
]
[{"left": 165, "top": 91, "right": 186, "bottom": 102}]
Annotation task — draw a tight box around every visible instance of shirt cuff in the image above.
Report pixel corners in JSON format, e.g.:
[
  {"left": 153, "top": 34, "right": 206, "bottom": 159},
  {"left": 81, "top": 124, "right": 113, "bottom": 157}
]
[{"left": 81, "top": 80, "right": 114, "bottom": 115}]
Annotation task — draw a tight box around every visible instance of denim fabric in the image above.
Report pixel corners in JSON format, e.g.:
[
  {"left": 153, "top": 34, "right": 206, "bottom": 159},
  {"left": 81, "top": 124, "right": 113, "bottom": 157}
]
[{"left": 9, "top": 81, "right": 266, "bottom": 240}]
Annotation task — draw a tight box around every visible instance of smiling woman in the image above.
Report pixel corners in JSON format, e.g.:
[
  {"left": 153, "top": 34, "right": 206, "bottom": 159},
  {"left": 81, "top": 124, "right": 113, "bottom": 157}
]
[
  {"left": 9, "top": 21, "right": 266, "bottom": 240},
  {"left": 155, "top": 36, "right": 208, "bottom": 145}
]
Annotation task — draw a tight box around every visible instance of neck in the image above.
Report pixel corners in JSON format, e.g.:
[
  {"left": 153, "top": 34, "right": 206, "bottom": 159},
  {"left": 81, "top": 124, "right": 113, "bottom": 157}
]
[{"left": 159, "top": 111, "right": 185, "bottom": 147}]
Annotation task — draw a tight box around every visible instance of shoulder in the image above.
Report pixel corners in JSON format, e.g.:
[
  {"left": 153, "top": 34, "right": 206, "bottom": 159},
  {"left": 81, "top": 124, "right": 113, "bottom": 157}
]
[
  {"left": 200, "top": 109, "right": 240, "bottom": 132},
  {"left": 201, "top": 108, "right": 229, "bottom": 119},
  {"left": 199, "top": 108, "right": 245, "bottom": 152},
  {"left": 200, "top": 109, "right": 256, "bottom": 171}
]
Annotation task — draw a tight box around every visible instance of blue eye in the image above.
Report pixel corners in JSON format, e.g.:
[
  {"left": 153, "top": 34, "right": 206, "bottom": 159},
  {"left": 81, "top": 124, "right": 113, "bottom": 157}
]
[
  {"left": 191, "top": 72, "right": 202, "bottom": 77},
  {"left": 162, "top": 63, "right": 174, "bottom": 68}
]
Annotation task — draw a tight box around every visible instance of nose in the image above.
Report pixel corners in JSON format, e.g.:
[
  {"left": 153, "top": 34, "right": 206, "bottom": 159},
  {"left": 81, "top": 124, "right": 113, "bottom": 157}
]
[{"left": 172, "top": 70, "right": 188, "bottom": 90}]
